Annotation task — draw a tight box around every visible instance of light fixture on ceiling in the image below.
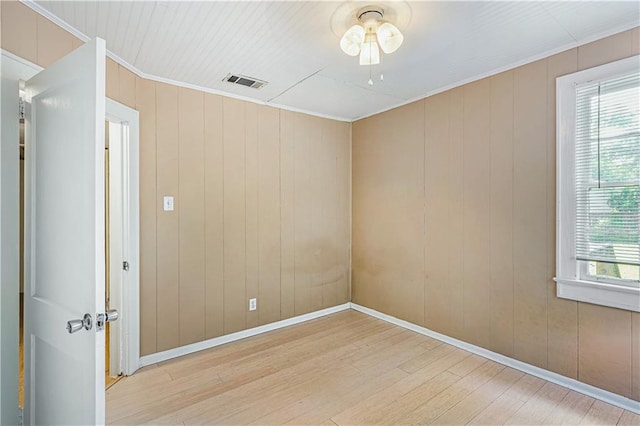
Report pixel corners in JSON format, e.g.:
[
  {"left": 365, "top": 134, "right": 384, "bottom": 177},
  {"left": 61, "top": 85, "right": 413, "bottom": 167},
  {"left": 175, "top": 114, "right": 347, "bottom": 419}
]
[{"left": 340, "top": 6, "right": 404, "bottom": 72}]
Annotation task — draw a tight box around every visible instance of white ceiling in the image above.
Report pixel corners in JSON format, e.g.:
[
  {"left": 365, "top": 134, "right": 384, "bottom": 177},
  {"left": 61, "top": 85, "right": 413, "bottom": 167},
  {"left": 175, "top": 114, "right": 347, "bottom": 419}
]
[{"left": 30, "top": 1, "right": 640, "bottom": 121}]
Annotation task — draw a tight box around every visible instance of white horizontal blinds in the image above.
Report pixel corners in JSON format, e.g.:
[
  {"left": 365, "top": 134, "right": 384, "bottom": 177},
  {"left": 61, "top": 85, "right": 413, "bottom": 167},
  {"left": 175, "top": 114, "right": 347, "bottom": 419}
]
[{"left": 575, "top": 71, "right": 640, "bottom": 266}]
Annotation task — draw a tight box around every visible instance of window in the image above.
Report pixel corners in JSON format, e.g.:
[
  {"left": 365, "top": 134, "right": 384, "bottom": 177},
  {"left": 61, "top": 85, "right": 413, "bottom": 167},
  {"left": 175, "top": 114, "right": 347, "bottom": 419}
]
[{"left": 556, "top": 55, "right": 640, "bottom": 312}]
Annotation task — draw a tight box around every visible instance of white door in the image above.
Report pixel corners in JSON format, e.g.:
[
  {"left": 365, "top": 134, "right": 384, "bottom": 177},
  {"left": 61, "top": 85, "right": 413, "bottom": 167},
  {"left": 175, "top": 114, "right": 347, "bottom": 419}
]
[{"left": 23, "top": 38, "right": 106, "bottom": 425}]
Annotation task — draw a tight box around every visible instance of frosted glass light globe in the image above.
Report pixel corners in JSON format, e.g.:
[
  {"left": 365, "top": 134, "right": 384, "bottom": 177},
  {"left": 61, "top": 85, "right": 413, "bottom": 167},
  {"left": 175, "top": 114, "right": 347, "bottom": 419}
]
[
  {"left": 340, "top": 24, "right": 365, "bottom": 56},
  {"left": 377, "top": 22, "right": 403, "bottom": 54}
]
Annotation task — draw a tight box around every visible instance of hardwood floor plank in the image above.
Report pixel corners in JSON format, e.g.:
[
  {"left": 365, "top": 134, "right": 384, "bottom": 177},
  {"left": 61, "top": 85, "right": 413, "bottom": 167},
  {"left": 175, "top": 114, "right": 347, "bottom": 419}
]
[
  {"left": 467, "top": 373, "right": 546, "bottom": 425},
  {"left": 541, "top": 390, "right": 595, "bottom": 425},
  {"left": 362, "top": 371, "right": 462, "bottom": 425},
  {"left": 219, "top": 337, "right": 421, "bottom": 425},
  {"left": 109, "top": 366, "right": 278, "bottom": 424},
  {"left": 133, "top": 342, "right": 359, "bottom": 424},
  {"left": 208, "top": 364, "right": 362, "bottom": 425},
  {"left": 250, "top": 367, "right": 407, "bottom": 425},
  {"left": 617, "top": 410, "right": 640, "bottom": 426},
  {"left": 505, "top": 382, "right": 570, "bottom": 425},
  {"left": 281, "top": 368, "right": 408, "bottom": 425},
  {"left": 421, "top": 338, "right": 444, "bottom": 351},
  {"left": 447, "top": 353, "right": 489, "bottom": 377},
  {"left": 431, "top": 366, "right": 524, "bottom": 425},
  {"left": 580, "top": 400, "right": 624, "bottom": 425},
  {"left": 330, "top": 348, "right": 472, "bottom": 425},
  {"left": 399, "top": 342, "right": 456, "bottom": 374},
  {"left": 398, "top": 360, "right": 505, "bottom": 425},
  {"left": 444, "top": 374, "right": 545, "bottom": 425},
  {"left": 348, "top": 332, "right": 428, "bottom": 371},
  {"left": 105, "top": 310, "right": 638, "bottom": 425}
]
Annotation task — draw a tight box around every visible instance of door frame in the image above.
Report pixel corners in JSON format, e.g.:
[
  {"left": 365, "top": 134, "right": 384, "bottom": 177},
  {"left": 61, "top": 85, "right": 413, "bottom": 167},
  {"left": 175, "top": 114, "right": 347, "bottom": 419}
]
[{"left": 105, "top": 99, "right": 140, "bottom": 377}]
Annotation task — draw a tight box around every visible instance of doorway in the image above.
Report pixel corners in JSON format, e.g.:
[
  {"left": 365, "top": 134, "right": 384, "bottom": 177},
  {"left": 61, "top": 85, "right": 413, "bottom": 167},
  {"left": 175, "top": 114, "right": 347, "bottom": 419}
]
[
  {"left": 16, "top": 99, "right": 141, "bottom": 403},
  {"left": 103, "top": 104, "right": 141, "bottom": 386},
  {"left": 105, "top": 98, "right": 141, "bottom": 379},
  {"left": 105, "top": 119, "right": 124, "bottom": 389}
]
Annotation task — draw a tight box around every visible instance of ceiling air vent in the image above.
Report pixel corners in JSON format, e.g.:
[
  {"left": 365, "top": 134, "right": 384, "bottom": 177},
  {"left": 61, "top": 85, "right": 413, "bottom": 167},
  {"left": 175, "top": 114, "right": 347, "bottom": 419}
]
[{"left": 223, "top": 74, "right": 268, "bottom": 90}]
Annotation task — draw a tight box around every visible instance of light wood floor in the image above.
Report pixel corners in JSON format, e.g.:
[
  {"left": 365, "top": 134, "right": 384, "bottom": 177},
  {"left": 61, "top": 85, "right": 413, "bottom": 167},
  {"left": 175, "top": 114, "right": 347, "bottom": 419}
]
[{"left": 106, "top": 310, "right": 639, "bottom": 425}]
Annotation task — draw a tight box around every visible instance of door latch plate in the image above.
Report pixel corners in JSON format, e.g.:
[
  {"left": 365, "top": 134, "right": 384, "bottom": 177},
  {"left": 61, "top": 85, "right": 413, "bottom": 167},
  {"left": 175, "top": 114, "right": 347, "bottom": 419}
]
[{"left": 96, "top": 313, "right": 106, "bottom": 331}]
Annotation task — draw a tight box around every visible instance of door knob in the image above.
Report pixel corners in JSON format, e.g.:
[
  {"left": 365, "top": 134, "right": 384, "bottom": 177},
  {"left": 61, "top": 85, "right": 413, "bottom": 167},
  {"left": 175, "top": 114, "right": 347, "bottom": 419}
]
[
  {"left": 105, "top": 309, "right": 118, "bottom": 322},
  {"left": 96, "top": 309, "right": 119, "bottom": 331},
  {"left": 66, "top": 313, "right": 92, "bottom": 334}
]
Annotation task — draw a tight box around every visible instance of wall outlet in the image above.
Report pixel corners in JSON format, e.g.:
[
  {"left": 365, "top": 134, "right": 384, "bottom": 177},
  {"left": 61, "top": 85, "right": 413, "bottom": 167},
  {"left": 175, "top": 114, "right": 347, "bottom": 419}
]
[{"left": 249, "top": 298, "right": 257, "bottom": 311}]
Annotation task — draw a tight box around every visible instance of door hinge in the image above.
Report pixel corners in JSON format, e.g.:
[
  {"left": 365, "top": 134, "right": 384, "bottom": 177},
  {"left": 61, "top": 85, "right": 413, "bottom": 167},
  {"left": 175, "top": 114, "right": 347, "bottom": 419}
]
[
  {"left": 18, "top": 406, "right": 24, "bottom": 425},
  {"left": 123, "top": 260, "right": 129, "bottom": 271}
]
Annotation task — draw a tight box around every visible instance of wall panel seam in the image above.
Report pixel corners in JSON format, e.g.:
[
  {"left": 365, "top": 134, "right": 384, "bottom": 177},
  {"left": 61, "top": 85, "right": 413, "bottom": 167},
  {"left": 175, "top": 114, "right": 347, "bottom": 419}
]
[
  {"left": 279, "top": 109, "right": 282, "bottom": 320},
  {"left": 177, "top": 87, "right": 181, "bottom": 346},
  {"left": 278, "top": 108, "right": 282, "bottom": 320},
  {"left": 511, "top": 70, "right": 516, "bottom": 357},
  {"left": 544, "top": 59, "right": 555, "bottom": 367},
  {"left": 154, "top": 81, "right": 159, "bottom": 353}
]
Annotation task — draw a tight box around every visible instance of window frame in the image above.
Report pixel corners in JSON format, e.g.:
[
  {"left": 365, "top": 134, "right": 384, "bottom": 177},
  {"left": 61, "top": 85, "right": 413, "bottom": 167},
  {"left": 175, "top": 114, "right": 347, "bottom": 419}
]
[{"left": 556, "top": 54, "right": 640, "bottom": 313}]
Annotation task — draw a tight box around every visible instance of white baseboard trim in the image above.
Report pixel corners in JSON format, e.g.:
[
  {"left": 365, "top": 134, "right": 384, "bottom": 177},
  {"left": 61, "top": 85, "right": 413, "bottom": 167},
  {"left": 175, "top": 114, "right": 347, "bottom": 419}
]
[
  {"left": 350, "top": 303, "right": 640, "bottom": 415},
  {"left": 139, "top": 303, "right": 351, "bottom": 367}
]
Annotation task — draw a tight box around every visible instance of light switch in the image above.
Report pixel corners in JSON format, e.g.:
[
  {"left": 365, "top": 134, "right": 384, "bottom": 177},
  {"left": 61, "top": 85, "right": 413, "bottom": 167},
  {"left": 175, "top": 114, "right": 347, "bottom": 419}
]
[{"left": 163, "top": 196, "right": 174, "bottom": 211}]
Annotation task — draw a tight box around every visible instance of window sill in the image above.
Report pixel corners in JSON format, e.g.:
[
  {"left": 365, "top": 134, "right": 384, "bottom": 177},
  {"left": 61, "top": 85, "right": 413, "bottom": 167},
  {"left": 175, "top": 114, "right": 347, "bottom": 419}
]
[{"left": 555, "top": 278, "right": 640, "bottom": 312}]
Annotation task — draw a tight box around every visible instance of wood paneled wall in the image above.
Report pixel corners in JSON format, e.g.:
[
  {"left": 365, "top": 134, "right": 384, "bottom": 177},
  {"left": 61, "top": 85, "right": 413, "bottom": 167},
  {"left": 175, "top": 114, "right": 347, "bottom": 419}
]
[
  {"left": 3, "top": 0, "right": 638, "bottom": 403},
  {"left": 353, "top": 27, "right": 640, "bottom": 402},
  {"left": 1, "top": 1, "right": 350, "bottom": 356}
]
